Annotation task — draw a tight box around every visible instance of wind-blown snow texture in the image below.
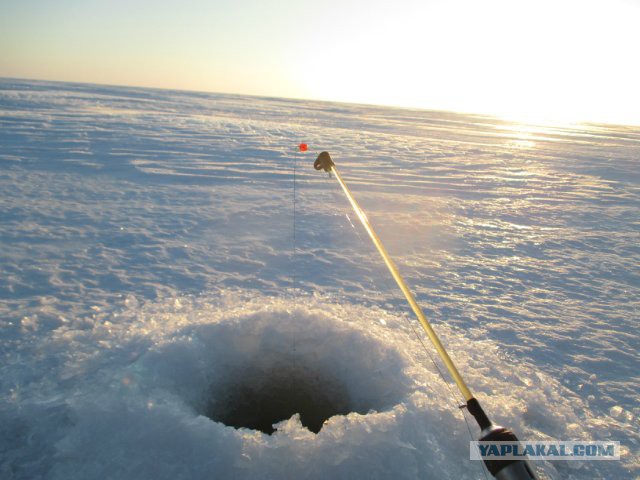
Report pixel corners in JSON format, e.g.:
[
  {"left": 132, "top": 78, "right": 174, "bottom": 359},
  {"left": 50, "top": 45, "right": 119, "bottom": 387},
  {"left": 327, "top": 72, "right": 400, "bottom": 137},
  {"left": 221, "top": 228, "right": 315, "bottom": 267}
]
[{"left": 0, "top": 78, "right": 638, "bottom": 479}]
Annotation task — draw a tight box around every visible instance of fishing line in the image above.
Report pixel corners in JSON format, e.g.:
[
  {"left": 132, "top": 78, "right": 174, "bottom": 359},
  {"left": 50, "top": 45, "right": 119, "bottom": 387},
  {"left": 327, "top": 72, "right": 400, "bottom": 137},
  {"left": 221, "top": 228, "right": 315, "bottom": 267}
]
[
  {"left": 404, "top": 314, "right": 490, "bottom": 480},
  {"left": 323, "top": 159, "right": 487, "bottom": 477},
  {"left": 318, "top": 157, "right": 470, "bottom": 394},
  {"left": 312, "top": 150, "right": 537, "bottom": 480},
  {"left": 292, "top": 147, "right": 299, "bottom": 414},
  {"left": 320, "top": 154, "right": 469, "bottom": 398},
  {"left": 293, "top": 148, "right": 297, "bottom": 304}
]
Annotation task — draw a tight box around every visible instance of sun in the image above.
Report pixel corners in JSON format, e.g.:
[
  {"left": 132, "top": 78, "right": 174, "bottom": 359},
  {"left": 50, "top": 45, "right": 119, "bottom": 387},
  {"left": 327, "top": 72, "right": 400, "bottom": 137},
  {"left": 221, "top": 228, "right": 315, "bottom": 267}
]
[{"left": 294, "top": 0, "right": 640, "bottom": 126}]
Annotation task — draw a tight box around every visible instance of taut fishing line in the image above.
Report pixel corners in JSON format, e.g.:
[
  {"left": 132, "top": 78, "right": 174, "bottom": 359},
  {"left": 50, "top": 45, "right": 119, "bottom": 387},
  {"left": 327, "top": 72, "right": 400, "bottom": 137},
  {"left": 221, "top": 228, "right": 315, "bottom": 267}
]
[
  {"left": 316, "top": 151, "right": 487, "bottom": 478},
  {"left": 308, "top": 149, "right": 538, "bottom": 480},
  {"left": 291, "top": 145, "right": 300, "bottom": 419}
]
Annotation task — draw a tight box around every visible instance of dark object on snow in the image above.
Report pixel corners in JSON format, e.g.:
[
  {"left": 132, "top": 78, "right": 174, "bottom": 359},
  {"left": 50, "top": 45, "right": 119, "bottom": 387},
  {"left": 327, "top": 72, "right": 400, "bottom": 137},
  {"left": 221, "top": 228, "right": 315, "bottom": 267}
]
[{"left": 314, "top": 151, "right": 335, "bottom": 172}]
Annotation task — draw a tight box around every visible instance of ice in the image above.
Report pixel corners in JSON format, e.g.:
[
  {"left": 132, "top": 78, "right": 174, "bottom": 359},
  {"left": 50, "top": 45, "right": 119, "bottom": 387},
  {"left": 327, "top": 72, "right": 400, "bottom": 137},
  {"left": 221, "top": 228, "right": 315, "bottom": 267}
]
[{"left": 1, "top": 78, "right": 638, "bottom": 478}]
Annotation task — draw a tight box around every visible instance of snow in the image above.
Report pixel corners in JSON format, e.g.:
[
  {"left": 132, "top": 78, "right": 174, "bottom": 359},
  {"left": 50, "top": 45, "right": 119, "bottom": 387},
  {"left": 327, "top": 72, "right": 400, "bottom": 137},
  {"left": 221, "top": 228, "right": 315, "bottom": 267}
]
[{"left": 0, "top": 78, "right": 638, "bottom": 479}]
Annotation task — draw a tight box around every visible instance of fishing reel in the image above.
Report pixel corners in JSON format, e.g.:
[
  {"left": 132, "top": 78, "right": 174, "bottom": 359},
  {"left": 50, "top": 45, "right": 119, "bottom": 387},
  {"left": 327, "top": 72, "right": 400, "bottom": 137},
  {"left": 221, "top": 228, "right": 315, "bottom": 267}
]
[
  {"left": 467, "top": 398, "right": 538, "bottom": 479},
  {"left": 479, "top": 426, "right": 538, "bottom": 480}
]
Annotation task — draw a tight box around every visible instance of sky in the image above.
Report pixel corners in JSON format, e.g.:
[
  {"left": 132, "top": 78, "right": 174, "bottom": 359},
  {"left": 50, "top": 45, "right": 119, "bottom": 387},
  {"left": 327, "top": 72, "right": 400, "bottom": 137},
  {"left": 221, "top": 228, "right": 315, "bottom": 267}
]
[{"left": 1, "top": 0, "right": 639, "bottom": 125}]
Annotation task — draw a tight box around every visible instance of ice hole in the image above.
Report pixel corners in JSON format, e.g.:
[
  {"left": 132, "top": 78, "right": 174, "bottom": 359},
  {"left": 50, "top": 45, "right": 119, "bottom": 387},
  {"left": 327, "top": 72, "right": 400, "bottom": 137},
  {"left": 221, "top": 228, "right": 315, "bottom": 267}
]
[
  {"left": 143, "top": 310, "right": 410, "bottom": 436},
  {"left": 203, "top": 365, "right": 354, "bottom": 434}
]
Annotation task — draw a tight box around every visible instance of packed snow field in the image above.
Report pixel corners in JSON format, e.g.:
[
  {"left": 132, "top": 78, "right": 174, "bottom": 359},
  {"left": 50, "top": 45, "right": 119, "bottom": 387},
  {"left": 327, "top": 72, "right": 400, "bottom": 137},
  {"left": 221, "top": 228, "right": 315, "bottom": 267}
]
[{"left": 0, "top": 79, "right": 638, "bottom": 479}]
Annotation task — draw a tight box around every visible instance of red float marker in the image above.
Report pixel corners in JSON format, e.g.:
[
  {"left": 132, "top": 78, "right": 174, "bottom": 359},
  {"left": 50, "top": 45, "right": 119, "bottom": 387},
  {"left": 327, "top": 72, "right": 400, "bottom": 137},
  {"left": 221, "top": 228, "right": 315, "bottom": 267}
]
[{"left": 298, "top": 143, "right": 308, "bottom": 152}]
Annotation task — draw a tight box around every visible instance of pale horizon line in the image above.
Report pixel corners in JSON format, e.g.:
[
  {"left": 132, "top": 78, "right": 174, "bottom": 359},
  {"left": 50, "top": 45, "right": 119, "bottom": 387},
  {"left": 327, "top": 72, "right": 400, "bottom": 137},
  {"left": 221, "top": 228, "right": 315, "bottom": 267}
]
[{"left": 2, "top": 74, "right": 639, "bottom": 129}]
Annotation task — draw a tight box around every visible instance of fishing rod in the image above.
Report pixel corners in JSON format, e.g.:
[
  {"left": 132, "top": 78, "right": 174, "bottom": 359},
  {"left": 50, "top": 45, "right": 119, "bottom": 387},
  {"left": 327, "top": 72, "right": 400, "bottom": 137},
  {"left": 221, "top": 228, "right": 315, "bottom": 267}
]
[{"left": 313, "top": 151, "right": 538, "bottom": 480}]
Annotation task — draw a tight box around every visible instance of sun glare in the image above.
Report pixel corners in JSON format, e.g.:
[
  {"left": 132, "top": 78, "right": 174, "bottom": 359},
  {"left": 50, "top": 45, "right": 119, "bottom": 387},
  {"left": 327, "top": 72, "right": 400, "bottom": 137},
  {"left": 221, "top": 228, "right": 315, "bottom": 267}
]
[
  {"left": 2, "top": 0, "right": 638, "bottom": 126},
  {"left": 296, "top": 0, "right": 640, "bottom": 126}
]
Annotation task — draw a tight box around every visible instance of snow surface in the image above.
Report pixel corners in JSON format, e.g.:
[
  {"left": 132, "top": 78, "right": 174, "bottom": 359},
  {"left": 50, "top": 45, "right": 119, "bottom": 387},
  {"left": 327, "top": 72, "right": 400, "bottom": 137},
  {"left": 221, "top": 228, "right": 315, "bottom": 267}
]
[{"left": 0, "top": 78, "right": 638, "bottom": 479}]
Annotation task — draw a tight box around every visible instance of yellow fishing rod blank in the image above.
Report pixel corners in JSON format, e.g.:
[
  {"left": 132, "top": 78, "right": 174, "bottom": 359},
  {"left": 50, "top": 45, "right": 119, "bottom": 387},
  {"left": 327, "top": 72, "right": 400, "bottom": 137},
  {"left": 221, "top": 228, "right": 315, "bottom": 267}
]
[{"left": 313, "top": 151, "right": 538, "bottom": 480}]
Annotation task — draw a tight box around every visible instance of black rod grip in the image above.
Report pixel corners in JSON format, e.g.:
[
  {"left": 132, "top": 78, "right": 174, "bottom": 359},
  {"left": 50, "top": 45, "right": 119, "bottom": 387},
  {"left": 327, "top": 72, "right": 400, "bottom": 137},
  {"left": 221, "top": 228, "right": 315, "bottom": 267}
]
[{"left": 467, "top": 397, "right": 492, "bottom": 430}]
